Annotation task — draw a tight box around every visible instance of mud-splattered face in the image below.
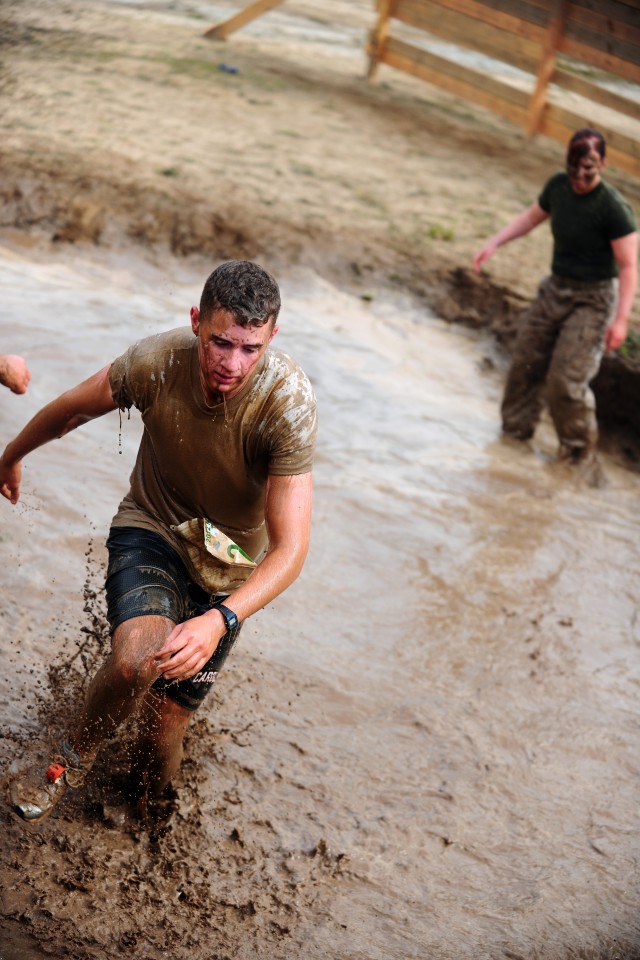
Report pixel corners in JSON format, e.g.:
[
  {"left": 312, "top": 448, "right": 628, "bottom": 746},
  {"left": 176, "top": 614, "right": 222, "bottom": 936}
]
[
  {"left": 567, "top": 148, "right": 603, "bottom": 195},
  {"left": 191, "top": 306, "right": 278, "bottom": 404}
]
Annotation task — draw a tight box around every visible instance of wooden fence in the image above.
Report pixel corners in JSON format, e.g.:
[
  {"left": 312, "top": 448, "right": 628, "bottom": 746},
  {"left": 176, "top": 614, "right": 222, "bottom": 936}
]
[
  {"left": 367, "top": 0, "right": 640, "bottom": 176},
  {"left": 204, "top": 1, "right": 639, "bottom": 176}
]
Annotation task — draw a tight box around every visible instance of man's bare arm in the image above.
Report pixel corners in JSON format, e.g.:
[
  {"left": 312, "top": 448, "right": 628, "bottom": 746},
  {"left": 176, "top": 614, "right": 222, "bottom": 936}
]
[
  {"left": 226, "top": 470, "right": 313, "bottom": 620},
  {"left": 156, "top": 471, "right": 314, "bottom": 681},
  {"left": 0, "top": 364, "right": 117, "bottom": 504}
]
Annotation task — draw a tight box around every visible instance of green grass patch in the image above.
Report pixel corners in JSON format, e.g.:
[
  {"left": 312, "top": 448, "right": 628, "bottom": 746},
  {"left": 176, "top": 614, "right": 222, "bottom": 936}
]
[
  {"left": 427, "top": 223, "right": 455, "bottom": 241},
  {"left": 166, "top": 57, "right": 223, "bottom": 78},
  {"left": 355, "top": 190, "right": 386, "bottom": 211},
  {"left": 290, "top": 162, "right": 316, "bottom": 177}
]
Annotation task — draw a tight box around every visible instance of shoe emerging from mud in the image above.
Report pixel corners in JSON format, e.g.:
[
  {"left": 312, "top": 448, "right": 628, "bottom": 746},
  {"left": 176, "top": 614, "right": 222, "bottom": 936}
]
[
  {"left": 11, "top": 739, "right": 95, "bottom": 825},
  {"left": 557, "top": 444, "right": 606, "bottom": 488}
]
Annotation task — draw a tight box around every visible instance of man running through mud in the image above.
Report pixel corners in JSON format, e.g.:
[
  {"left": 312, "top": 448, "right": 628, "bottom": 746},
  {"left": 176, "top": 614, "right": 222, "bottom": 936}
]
[{"left": 0, "top": 260, "right": 317, "bottom": 825}]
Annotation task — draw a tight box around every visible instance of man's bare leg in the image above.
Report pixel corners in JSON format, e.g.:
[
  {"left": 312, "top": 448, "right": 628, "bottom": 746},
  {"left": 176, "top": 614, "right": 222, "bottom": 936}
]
[
  {"left": 11, "top": 614, "right": 176, "bottom": 823},
  {"left": 72, "top": 614, "right": 175, "bottom": 757},
  {"left": 127, "top": 690, "right": 192, "bottom": 815}
]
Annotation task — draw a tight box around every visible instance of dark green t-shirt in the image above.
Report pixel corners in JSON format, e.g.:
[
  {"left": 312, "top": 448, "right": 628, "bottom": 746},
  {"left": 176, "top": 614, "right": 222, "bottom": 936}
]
[{"left": 538, "top": 172, "right": 636, "bottom": 281}]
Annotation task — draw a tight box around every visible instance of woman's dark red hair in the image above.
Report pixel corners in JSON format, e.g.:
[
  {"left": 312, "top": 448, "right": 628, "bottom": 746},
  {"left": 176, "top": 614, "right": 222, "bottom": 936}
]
[{"left": 567, "top": 128, "right": 606, "bottom": 167}]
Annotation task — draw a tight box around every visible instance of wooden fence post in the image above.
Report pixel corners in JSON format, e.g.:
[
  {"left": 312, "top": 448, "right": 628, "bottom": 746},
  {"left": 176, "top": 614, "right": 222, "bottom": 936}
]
[
  {"left": 526, "top": 0, "right": 569, "bottom": 138},
  {"left": 367, "top": 0, "right": 398, "bottom": 80},
  {"left": 203, "top": 0, "right": 288, "bottom": 40}
]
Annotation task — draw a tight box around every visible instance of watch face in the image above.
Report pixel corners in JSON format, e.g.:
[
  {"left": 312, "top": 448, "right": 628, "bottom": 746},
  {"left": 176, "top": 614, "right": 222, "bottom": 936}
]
[{"left": 218, "top": 604, "right": 238, "bottom": 632}]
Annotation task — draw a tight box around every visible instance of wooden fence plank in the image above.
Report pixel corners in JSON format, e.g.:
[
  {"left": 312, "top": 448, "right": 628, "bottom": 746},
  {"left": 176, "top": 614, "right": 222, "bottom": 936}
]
[
  {"left": 465, "top": 0, "right": 638, "bottom": 35},
  {"left": 398, "top": 0, "right": 548, "bottom": 40},
  {"left": 388, "top": 2, "right": 640, "bottom": 131},
  {"left": 417, "top": 0, "right": 550, "bottom": 31},
  {"left": 554, "top": 68, "right": 640, "bottom": 121},
  {"left": 570, "top": 0, "right": 640, "bottom": 32},
  {"left": 203, "top": 0, "right": 287, "bottom": 39},
  {"left": 527, "top": 0, "right": 568, "bottom": 136},
  {"left": 557, "top": 36, "right": 640, "bottom": 83},
  {"left": 367, "top": 0, "right": 399, "bottom": 80},
  {"left": 396, "top": 1, "right": 543, "bottom": 73},
  {"left": 563, "top": 21, "right": 640, "bottom": 69},
  {"left": 377, "top": 35, "right": 531, "bottom": 118},
  {"left": 567, "top": 8, "right": 640, "bottom": 46}
]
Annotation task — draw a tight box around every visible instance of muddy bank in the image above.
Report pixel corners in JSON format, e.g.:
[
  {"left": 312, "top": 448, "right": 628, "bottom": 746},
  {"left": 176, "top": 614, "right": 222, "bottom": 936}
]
[
  {"left": 2, "top": 0, "right": 639, "bottom": 454},
  {"left": 2, "top": 154, "right": 639, "bottom": 459}
]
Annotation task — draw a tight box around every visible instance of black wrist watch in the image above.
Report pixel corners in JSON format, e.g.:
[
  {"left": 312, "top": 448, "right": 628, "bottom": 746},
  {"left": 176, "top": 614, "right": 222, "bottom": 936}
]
[{"left": 216, "top": 602, "right": 239, "bottom": 636}]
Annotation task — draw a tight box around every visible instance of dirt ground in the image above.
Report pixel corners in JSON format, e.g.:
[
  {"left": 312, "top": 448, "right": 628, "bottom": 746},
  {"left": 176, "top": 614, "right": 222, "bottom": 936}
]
[
  {"left": 0, "top": 6, "right": 639, "bottom": 326},
  {"left": 2, "top": 0, "right": 639, "bottom": 449},
  {"left": 1, "top": 2, "right": 640, "bottom": 958}
]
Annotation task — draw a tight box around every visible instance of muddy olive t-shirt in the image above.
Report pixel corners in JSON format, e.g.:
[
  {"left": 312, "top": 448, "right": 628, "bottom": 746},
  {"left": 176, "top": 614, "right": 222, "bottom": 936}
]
[
  {"left": 108, "top": 327, "right": 317, "bottom": 593},
  {"left": 538, "top": 172, "right": 637, "bottom": 281}
]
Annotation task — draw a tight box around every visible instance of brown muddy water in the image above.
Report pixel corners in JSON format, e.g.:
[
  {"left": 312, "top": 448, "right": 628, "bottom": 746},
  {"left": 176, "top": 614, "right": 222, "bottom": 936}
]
[{"left": 0, "top": 239, "right": 639, "bottom": 960}]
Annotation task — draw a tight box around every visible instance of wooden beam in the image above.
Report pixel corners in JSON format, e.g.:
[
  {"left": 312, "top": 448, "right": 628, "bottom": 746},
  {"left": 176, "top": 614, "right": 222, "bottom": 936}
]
[
  {"left": 395, "top": 1, "right": 543, "bottom": 73},
  {"left": 396, "top": 0, "right": 549, "bottom": 43},
  {"left": 554, "top": 67, "right": 640, "bottom": 122},
  {"left": 367, "top": 0, "right": 399, "bottom": 81},
  {"left": 566, "top": 1, "right": 640, "bottom": 45},
  {"left": 558, "top": 34, "right": 640, "bottom": 84},
  {"left": 203, "top": 0, "right": 287, "bottom": 40},
  {"left": 526, "top": 0, "right": 568, "bottom": 138},
  {"left": 376, "top": 35, "right": 531, "bottom": 125},
  {"left": 556, "top": 66, "right": 640, "bottom": 118}
]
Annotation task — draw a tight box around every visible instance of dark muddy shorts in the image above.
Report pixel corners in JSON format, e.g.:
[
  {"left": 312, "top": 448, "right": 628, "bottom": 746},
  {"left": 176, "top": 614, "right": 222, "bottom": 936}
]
[{"left": 105, "top": 526, "right": 242, "bottom": 711}]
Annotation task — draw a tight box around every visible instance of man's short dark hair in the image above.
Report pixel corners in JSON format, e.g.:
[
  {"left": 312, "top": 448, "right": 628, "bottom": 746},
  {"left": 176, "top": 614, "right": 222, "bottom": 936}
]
[{"left": 200, "top": 260, "right": 281, "bottom": 328}]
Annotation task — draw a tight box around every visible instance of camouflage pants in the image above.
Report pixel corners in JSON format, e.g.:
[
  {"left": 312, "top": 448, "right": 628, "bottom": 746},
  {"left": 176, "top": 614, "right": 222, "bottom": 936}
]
[{"left": 501, "top": 274, "right": 617, "bottom": 455}]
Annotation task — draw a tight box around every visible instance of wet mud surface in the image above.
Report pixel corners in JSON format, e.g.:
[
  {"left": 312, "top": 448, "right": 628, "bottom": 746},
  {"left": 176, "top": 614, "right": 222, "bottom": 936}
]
[{"left": 1, "top": 246, "right": 639, "bottom": 960}]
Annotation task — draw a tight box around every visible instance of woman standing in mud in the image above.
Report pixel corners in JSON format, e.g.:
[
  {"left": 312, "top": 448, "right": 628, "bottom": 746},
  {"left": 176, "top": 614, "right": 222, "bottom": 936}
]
[{"left": 473, "top": 128, "right": 637, "bottom": 480}]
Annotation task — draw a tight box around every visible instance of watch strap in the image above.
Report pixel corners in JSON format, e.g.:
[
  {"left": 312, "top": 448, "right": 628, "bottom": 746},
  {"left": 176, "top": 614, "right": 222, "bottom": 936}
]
[{"left": 216, "top": 602, "right": 240, "bottom": 636}]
